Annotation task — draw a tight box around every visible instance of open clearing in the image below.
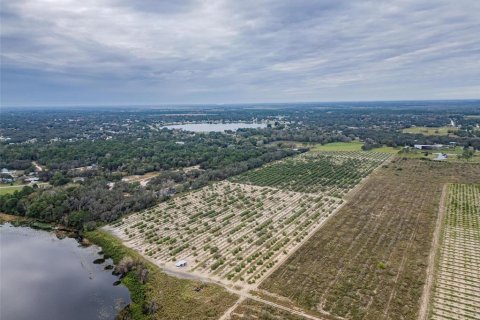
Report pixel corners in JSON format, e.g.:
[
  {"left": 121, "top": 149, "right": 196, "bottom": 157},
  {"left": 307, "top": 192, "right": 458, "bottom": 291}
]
[
  {"left": 0, "top": 183, "right": 49, "bottom": 195},
  {"left": 370, "top": 146, "right": 400, "bottom": 154},
  {"left": 107, "top": 151, "right": 390, "bottom": 287},
  {"left": 0, "top": 185, "right": 24, "bottom": 195},
  {"left": 402, "top": 126, "right": 457, "bottom": 136},
  {"left": 310, "top": 141, "right": 364, "bottom": 152},
  {"left": 429, "top": 184, "right": 480, "bottom": 320},
  {"left": 259, "top": 159, "right": 480, "bottom": 320}
]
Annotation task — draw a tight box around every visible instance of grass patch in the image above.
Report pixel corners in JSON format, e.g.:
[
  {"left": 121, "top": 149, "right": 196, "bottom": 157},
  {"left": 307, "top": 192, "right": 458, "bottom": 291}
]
[
  {"left": 401, "top": 126, "right": 457, "bottom": 136},
  {"left": 310, "top": 141, "right": 364, "bottom": 152},
  {"left": 85, "top": 230, "right": 238, "bottom": 320},
  {"left": 0, "top": 185, "right": 25, "bottom": 195},
  {"left": 0, "top": 213, "right": 30, "bottom": 224},
  {"left": 370, "top": 146, "right": 400, "bottom": 154}
]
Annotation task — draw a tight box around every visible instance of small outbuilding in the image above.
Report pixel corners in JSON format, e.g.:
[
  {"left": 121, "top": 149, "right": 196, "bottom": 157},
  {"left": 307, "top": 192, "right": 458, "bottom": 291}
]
[
  {"left": 434, "top": 153, "right": 448, "bottom": 161},
  {"left": 175, "top": 260, "right": 187, "bottom": 268},
  {"left": 414, "top": 144, "right": 444, "bottom": 150}
]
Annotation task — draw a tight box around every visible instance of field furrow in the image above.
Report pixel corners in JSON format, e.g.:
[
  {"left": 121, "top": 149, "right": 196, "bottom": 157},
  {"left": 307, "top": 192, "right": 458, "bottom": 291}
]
[{"left": 429, "top": 184, "right": 480, "bottom": 320}]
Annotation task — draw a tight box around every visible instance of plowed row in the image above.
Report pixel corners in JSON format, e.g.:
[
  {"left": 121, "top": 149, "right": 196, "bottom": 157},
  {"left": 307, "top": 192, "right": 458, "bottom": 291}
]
[
  {"left": 430, "top": 184, "right": 480, "bottom": 320},
  {"left": 230, "top": 152, "right": 390, "bottom": 195},
  {"left": 259, "top": 159, "right": 480, "bottom": 320}
]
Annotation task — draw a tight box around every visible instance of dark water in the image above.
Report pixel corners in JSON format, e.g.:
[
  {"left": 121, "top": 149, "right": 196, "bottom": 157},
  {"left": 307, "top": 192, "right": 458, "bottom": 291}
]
[{"left": 0, "top": 223, "right": 130, "bottom": 320}]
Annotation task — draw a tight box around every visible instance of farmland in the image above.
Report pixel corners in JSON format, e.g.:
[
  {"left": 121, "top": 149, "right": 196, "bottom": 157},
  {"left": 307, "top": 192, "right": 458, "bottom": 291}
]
[
  {"left": 429, "top": 184, "right": 480, "bottom": 320},
  {"left": 107, "top": 151, "right": 390, "bottom": 286},
  {"left": 230, "top": 151, "right": 390, "bottom": 194},
  {"left": 259, "top": 159, "right": 480, "bottom": 320},
  {"left": 309, "top": 141, "right": 364, "bottom": 152}
]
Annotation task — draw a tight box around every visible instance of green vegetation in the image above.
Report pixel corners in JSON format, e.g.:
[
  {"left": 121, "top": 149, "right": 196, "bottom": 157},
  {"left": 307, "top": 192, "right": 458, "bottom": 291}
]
[
  {"left": 231, "top": 151, "right": 390, "bottom": 193},
  {"left": 0, "top": 185, "right": 25, "bottom": 195},
  {"left": 85, "top": 231, "right": 148, "bottom": 319},
  {"left": 0, "top": 181, "right": 156, "bottom": 229},
  {"left": 86, "top": 230, "right": 238, "bottom": 320}
]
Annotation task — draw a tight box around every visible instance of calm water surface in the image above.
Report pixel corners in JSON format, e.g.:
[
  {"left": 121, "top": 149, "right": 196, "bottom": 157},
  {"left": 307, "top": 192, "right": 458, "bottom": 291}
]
[
  {"left": 0, "top": 223, "right": 130, "bottom": 320},
  {"left": 162, "top": 122, "right": 267, "bottom": 132}
]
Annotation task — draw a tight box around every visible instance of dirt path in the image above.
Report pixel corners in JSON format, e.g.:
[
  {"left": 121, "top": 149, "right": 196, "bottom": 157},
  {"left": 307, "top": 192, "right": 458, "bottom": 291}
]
[
  {"left": 220, "top": 288, "right": 331, "bottom": 320},
  {"left": 243, "top": 294, "right": 327, "bottom": 320},
  {"left": 32, "top": 161, "right": 43, "bottom": 172},
  {"left": 417, "top": 184, "right": 448, "bottom": 320},
  {"left": 218, "top": 296, "right": 246, "bottom": 320}
]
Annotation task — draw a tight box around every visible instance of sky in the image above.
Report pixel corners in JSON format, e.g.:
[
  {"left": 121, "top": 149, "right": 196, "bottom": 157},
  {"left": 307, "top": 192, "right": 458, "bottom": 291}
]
[{"left": 1, "top": 0, "right": 480, "bottom": 107}]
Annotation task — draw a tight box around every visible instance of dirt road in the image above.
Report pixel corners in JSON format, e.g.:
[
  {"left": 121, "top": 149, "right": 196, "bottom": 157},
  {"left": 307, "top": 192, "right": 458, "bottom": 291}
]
[
  {"left": 417, "top": 184, "right": 448, "bottom": 320},
  {"left": 32, "top": 161, "right": 43, "bottom": 172}
]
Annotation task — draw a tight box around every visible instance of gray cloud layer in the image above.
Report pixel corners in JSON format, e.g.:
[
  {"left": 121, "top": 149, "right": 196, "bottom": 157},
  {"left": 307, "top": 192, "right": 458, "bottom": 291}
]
[{"left": 1, "top": 0, "right": 479, "bottom": 105}]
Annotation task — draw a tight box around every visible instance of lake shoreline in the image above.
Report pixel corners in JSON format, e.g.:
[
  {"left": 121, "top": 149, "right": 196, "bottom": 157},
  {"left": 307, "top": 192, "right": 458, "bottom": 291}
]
[{"left": 0, "top": 223, "right": 131, "bottom": 320}]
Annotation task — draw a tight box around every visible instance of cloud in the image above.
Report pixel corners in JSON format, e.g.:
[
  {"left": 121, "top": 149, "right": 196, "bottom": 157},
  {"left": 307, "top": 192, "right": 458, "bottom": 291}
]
[{"left": 1, "top": 0, "right": 479, "bottom": 105}]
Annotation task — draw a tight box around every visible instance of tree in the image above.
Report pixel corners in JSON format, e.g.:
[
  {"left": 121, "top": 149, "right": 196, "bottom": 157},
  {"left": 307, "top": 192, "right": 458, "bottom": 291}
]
[
  {"left": 460, "top": 148, "right": 475, "bottom": 160},
  {"left": 50, "top": 172, "right": 70, "bottom": 186}
]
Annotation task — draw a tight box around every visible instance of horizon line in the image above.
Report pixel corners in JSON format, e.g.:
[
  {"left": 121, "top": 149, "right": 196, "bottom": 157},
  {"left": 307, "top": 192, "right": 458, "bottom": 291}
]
[{"left": 2, "top": 98, "right": 479, "bottom": 109}]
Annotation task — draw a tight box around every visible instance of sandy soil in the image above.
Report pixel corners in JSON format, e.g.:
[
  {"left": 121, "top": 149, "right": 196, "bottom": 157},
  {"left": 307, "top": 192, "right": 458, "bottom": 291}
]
[{"left": 417, "top": 184, "right": 448, "bottom": 320}]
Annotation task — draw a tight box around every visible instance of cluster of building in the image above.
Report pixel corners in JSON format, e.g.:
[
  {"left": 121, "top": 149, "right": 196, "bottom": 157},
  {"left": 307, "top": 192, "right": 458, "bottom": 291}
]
[
  {"left": 413, "top": 142, "right": 457, "bottom": 150},
  {"left": 0, "top": 168, "right": 40, "bottom": 184}
]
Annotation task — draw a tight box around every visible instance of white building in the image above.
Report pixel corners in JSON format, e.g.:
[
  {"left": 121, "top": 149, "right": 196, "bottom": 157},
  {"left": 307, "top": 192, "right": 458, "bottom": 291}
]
[{"left": 434, "top": 153, "right": 448, "bottom": 161}]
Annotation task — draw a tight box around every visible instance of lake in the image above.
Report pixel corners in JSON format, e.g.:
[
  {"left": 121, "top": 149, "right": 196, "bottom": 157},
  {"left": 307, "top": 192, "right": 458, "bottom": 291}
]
[
  {"left": 162, "top": 122, "right": 267, "bottom": 132},
  {"left": 0, "top": 223, "right": 130, "bottom": 320}
]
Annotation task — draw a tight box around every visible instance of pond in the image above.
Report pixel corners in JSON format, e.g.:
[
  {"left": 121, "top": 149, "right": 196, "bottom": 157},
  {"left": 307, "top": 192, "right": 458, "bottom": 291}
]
[
  {"left": 162, "top": 122, "right": 267, "bottom": 132},
  {"left": 0, "top": 223, "right": 130, "bottom": 320}
]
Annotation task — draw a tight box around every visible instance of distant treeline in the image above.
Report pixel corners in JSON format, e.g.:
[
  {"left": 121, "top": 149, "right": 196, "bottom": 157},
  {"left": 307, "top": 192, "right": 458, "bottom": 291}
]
[{"left": 0, "top": 148, "right": 299, "bottom": 229}]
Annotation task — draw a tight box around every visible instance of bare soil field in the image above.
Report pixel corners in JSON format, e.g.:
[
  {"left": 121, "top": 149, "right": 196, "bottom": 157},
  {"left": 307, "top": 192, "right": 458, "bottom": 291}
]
[
  {"left": 259, "top": 159, "right": 480, "bottom": 320},
  {"left": 429, "top": 184, "right": 480, "bottom": 320}
]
